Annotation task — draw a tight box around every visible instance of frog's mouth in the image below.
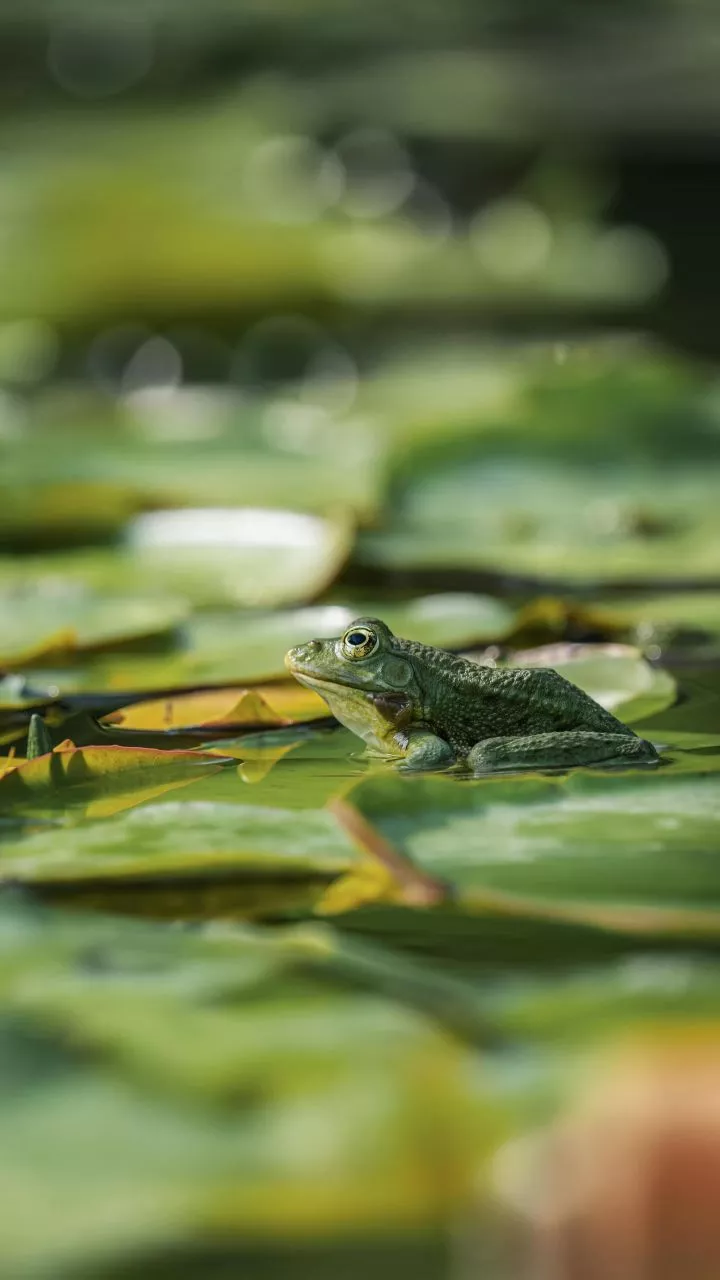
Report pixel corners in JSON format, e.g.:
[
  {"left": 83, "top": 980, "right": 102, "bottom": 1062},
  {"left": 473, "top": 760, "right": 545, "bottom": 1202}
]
[{"left": 285, "top": 664, "right": 367, "bottom": 696}]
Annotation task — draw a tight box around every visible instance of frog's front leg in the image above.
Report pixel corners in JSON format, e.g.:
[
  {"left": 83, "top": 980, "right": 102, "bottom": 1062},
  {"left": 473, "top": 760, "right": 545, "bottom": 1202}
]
[
  {"left": 467, "top": 730, "right": 658, "bottom": 774},
  {"left": 401, "top": 729, "right": 455, "bottom": 771}
]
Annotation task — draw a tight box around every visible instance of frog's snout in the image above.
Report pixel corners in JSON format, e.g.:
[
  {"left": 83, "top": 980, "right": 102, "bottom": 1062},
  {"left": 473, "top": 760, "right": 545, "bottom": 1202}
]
[{"left": 284, "top": 640, "right": 320, "bottom": 673}]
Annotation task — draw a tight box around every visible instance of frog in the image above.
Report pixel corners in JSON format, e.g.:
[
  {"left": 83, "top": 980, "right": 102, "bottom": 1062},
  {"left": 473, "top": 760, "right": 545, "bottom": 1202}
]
[{"left": 284, "top": 617, "right": 659, "bottom": 773}]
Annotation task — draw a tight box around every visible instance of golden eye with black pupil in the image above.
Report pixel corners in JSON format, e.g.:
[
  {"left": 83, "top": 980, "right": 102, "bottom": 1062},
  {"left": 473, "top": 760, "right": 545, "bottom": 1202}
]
[{"left": 342, "top": 626, "right": 378, "bottom": 659}]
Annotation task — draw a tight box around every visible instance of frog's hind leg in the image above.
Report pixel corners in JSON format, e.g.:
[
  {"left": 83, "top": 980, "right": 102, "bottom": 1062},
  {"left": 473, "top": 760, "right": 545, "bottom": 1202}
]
[{"left": 468, "top": 731, "right": 658, "bottom": 775}]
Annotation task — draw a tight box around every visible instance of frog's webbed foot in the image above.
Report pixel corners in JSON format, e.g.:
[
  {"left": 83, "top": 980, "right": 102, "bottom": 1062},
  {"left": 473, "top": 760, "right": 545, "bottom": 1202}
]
[
  {"left": 400, "top": 730, "right": 455, "bottom": 772},
  {"left": 467, "top": 731, "right": 659, "bottom": 775}
]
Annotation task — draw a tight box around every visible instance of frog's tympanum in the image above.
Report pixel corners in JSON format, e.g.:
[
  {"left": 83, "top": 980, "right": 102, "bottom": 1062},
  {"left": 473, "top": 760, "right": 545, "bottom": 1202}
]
[{"left": 285, "top": 618, "right": 659, "bottom": 773}]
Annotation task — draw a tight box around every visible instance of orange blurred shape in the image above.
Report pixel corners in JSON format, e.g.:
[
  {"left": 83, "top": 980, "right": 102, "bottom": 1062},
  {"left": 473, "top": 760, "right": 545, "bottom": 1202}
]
[{"left": 516, "top": 1035, "right": 720, "bottom": 1280}]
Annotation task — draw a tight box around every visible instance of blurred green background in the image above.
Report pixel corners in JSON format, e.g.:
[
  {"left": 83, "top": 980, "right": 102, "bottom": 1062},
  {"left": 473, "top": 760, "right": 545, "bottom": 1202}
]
[{"left": 1, "top": 3, "right": 720, "bottom": 1278}]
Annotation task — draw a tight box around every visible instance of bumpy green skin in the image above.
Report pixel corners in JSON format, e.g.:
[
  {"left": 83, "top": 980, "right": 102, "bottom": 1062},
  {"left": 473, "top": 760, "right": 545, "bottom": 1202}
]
[{"left": 285, "top": 617, "right": 659, "bottom": 774}]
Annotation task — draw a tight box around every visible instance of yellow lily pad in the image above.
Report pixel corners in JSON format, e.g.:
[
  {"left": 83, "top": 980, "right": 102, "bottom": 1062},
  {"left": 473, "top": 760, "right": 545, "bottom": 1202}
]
[
  {"left": 104, "top": 683, "right": 328, "bottom": 732},
  {"left": 0, "top": 740, "right": 228, "bottom": 818}
]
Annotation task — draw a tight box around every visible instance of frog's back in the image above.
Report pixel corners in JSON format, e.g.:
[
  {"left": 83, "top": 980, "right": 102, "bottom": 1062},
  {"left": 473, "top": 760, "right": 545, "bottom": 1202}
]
[{"left": 398, "top": 640, "right": 635, "bottom": 757}]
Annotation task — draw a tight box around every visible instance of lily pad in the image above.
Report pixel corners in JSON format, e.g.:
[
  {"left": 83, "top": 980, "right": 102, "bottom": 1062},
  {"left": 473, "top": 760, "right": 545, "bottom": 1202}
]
[
  {"left": 489, "top": 954, "right": 720, "bottom": 1045},
  {"left": 0, "top": 480, "right": 140, "bottom": 549},
  {"left": 629, "top": 665, "right": 720, "bottom": 752},
  {"left": 0, "top": 741, "right": 228, "bottom": 818},
  {"left": 357, "top": 458, "right": 720, "bottom": 584},
  {"left": 0, "top": 587, "right": 187, "bottom": 668},
  {"left": 0, "top": 796, "right": 354, "bottom": 889},
  {"left": 0, "top": 506, "right": 351, "bottom": 616},
  {"left": 104, "top": 683, "right": 329, "bottom": 732},
  {"left": 597, "top": 590, "right": 720, "bottom": 646},
  {"left": 356, "top": 346, "right": 720, "bottom": 585},
  {"left": 124, "top": 507, "right": 353, "bottom": 608},
  {"left": 0, "top": 900, "right": 498, "bottom": 1277},
  {"left": 331, "top": 766, "right": 720, "bottom": 936},
  {"left": 1, "top": 384, "right": 381, "bottom": 539}
]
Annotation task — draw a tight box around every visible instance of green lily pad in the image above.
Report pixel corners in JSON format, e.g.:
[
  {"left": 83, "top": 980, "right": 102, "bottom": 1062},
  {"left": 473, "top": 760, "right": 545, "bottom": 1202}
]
[
  {"left": 597, "top": 591, "right": 720, "bottom": 645},
  {"left": 356, "top": 346, "right": 720, "bottom": 585},
  {"left": 0, "top": 900, "right": 499, "bottom": 1277},
  {"left": 0, "top": 797, "right": 354, "bottom": 914},
  {"left": 0, "top": 508, "right": 352, "bottom": 611},
  {"left": 1, "top": 422, "right": 381, "bottom": 542},
  {"left": 337, "top": 765, "right": 720, "bottom": 930},
  {"left": 124, "top": 507, "right": 353, "bottom": 608},
  {"left": 0, "top": 725, "right": 370, "bottom": 918},
  {"left": 629, "top": 665, "right": 720, "bottom": 752},
  {"left": 379, "top": 593, "right": 515, "bottom": 645},
  {"left": 0, "top": 480, "right": 141, "bottom": 549},
  {"left": 489, "top": 954, "right": 720, "bottom": 1045},
  {"left": 0, "top": 587, "right": 187, "bottom": 668},
  {"left": 358, "top": 459, "right": 720, "bottom": 583}
]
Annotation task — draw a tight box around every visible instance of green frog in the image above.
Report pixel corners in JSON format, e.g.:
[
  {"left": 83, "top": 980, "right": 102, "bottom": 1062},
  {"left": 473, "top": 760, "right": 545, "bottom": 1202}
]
[{"left": 285, "top": 617, "right": 659, "bottom": 773}]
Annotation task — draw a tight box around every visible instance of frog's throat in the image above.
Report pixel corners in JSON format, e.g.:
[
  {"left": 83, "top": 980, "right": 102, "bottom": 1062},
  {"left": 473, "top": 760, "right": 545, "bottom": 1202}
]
[{"left": 290, "top": 669, "right": 402, "bottom": 753}]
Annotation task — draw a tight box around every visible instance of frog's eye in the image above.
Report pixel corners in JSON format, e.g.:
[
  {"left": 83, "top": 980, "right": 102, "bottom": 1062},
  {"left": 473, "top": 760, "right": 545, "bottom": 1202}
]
[{"left": 342, "top": 626, "right": 378, "bottom": 659}]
